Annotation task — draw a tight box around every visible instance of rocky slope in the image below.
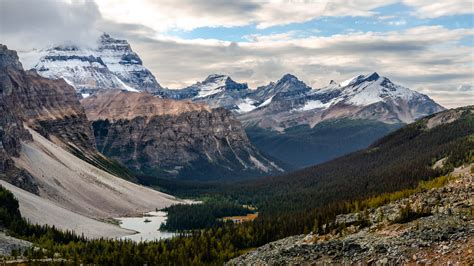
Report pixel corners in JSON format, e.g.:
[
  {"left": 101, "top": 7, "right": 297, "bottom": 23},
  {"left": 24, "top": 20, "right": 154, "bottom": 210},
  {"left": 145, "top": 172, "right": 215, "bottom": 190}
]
[
  {"left": 230, "top": 164, "right": 474, "bottom": 265},
  {"left": 34, "top": 33, "right": 163, "bottom": 96},
  {"left": 0, "top": 229, "right": 31, "bottom": 257},
  {"left": 0, "top": 44, "right": 181, "bottom": 237},
  {"left": 81, "top": 90, "right": 283, "bottom": 180}
]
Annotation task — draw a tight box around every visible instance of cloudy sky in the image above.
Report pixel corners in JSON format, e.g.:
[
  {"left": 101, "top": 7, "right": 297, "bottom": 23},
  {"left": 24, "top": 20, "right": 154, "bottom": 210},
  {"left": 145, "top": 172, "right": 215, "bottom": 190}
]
[{"left": 1, "top": 0, "right": 473, "bottom": 107}]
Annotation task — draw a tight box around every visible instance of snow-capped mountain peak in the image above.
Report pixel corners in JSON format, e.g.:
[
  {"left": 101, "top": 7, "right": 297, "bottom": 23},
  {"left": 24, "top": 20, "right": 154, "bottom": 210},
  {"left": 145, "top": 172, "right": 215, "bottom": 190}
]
[
  {"left": 279, "top": 73, "right": 298, "bottom": 82},
  {"left": 33, "top": 33, "right": 163, "bottom": 96},
  {"left": 338, "top": 72, "right": 421, "bottom": 106},
  {"left": 339, "top": 72, "right": 380, "bottom": 87},
  {"left": 186, "top": 74, "right": 248, "bottom": 99},
  {"left": 238, "top": 72, "right": 445, "bottom": 128}
]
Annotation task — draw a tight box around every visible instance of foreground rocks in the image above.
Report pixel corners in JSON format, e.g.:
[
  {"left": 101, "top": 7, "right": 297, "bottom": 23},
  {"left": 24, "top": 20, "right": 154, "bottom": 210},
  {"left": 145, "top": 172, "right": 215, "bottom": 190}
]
[
  {"left": 230, "top": 165, "right": 474, "bottom": 265},
  {"left": 0, "top": 230, "right": 31, "bottom": 257}
]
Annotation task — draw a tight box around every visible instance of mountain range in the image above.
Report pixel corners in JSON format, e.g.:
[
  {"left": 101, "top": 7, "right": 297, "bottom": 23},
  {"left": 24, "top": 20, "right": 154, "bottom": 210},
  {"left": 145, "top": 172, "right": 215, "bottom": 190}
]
[
  {"left": 27, "top": 33, "right": 445, "bottom": 168},
  {"left": 0, "top": 44, "right": 179, "bottom": 237},
  {"left": 1, "top": 34, "right": 472, "bottom": 265}
]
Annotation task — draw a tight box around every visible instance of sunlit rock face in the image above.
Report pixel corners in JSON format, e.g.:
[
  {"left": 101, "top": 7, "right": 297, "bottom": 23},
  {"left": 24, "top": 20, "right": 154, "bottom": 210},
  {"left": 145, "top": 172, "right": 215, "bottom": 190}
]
[{"left": 82, "top": 90, "right": 284, "bottom": 180}]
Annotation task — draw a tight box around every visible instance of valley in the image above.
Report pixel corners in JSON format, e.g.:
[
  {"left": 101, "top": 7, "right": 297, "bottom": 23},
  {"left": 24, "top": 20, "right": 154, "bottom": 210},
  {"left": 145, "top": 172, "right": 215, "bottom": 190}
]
[{"left": 0, "top": 29, "right": 472, "bottom": 265}]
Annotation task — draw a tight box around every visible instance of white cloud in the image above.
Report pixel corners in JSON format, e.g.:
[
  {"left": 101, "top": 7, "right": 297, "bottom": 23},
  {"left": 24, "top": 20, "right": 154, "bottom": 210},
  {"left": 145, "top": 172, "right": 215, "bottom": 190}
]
[
  {"left": 95, "top": 0, "right": 397, "bottom": 32},
  {"left": 402, "top": 0, "right": 474, "bottom": 18},
  {"left": 1, "top": 0, "right": 472, "bottom": 108},
  {"left": 94, "top": 0, "right": 473, "bottom": 33},
  {"left": 130, "top": 25, "right": 473, "bottom": 108},
  {"left": 0, "top": 0, "right": 102, "bottom": 50},
  {"left": 387, "top": 19, "right": 407, "bottom": 26}
]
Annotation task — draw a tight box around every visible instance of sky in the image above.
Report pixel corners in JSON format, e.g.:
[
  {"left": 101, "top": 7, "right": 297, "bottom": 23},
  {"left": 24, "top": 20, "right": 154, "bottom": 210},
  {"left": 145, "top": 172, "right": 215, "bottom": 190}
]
[{"left": 0, "top": 0, "right": 473, "bottom": 108}]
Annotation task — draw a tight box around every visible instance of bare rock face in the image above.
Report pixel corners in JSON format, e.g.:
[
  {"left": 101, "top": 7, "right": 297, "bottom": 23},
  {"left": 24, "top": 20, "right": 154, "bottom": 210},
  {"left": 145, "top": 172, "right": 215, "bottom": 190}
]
[
  {"left": 0, "top": 44, "right": 98, "bottom": 191},
  {"left": 6, "top": 69, "right": 96, "bottom": 152},
  {"left": 82, "top": 90, "right": 284, "bottom": 180},
  {"left": 0, "top": 45, "right": 32, "bottom": 169}
]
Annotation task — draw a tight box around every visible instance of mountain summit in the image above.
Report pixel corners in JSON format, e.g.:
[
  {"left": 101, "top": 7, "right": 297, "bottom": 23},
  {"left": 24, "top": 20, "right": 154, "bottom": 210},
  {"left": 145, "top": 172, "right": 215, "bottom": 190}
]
[
  {"left": 239, "top": 72, "right": 445, "bottom": 129},
  {"left": 34, "top": 33, "right": 163, "bottom": 97},
  {"left": 159, "top": 74, "right": 250, "bottom": 109}
]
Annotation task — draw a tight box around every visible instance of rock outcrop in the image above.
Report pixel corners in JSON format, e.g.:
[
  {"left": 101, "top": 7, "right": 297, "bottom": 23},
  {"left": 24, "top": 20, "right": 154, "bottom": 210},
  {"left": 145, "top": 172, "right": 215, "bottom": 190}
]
[
  {"left": 1, "top": 44, "right": 96, "bottom": 153},
  {"left": 0, "top": 43, "right": 124, "bottom": 192},
  {"left": 82, "top": 90, "right": 284, "bottom": 180},
  {"left": 230, "top": 165, "right": 474, "bottom": 265}
]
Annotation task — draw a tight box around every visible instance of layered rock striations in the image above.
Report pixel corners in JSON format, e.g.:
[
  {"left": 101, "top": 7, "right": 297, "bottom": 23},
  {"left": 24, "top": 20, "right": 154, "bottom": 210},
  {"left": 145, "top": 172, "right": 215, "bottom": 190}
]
[{"left": 82, "top": 90, "right": 284, "bottom": 180}]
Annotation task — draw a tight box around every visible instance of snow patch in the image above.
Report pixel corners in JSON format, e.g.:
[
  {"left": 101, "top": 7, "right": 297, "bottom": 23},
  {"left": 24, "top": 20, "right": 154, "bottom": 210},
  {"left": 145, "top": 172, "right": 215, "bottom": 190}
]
[
  {"left": 298, "top": 100, "right": 331, "bottom": 111},
  {"left": 258, "top": 96, "right": 274, "bottom": 108},
  {"left": 236, "top": 98, "right": 258, "bottom": 114}
]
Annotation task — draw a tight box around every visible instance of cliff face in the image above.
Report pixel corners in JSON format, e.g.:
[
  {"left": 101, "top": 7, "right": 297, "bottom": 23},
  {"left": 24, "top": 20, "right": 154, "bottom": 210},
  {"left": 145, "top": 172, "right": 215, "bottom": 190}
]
[
  {"left": 0, "top": 44, "right": 100, "bottom": 191},
  {"left": 7, "top": 69, "right": 96, "bottom": 152},
  {"left": 82, "top": 90, "right": 284, "bottom": 180}
]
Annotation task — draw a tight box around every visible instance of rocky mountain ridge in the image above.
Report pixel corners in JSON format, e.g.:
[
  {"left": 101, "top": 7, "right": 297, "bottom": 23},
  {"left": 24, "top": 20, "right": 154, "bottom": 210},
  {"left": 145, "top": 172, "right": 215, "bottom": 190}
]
[
  {"left": 27, "top": 34, "right": 444, "bottom": 129},
  {"left": 158, "top": 74, "right": 250, "bottom": 111},
  {"left": 0, "top": 43, "right": 98, "bottom": 191},
  {"left": 82, "top": 90, "right": 284, "bottom": 180},
  {"left": 237, "top": 72, "right": 445, "bottom": 130}
]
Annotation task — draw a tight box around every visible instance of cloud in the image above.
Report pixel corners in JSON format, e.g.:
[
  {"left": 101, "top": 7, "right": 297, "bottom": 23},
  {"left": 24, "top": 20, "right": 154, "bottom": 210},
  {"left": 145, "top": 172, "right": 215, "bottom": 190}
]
[
  {"left": 402, "top": 0, "right": 474, "bottom": 18},
  {"left": 129, "top": 25, "right": 473, "bottom": 108},
  {"left": 458, "top": 84, "right": 473, "bottom": 92},
  {"left": 1, "top": 0, "right": 472, "bottom": 108},
  {"left": 0, "top": 0, "right": 102, "bottom": 50},
  {"left": 95, "top": 0, "right": 398, "bottom": 32},
  {"left": 94, "top": 0, "right": 473, "bottom": 32}
]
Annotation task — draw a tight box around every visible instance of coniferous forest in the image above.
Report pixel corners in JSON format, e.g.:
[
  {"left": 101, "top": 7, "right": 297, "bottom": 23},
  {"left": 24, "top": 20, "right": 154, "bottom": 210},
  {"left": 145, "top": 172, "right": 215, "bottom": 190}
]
[{"left": 1, "top": 108, "right": 473, "bottom": 264}]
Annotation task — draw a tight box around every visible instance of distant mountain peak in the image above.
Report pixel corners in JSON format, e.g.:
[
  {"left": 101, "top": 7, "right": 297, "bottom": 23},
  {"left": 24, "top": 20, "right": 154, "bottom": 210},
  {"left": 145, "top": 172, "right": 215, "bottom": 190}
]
[
  {"left": 279, "top": 73, "right": 299, "bottom": 83},
  {"left": 100, "top": 32, "right": 112, "bottom": 39},
  {"left": 340, "top": 72, "right": 381, "bottom": 87},
  {"left": 365, "top": 72, "right": 380, "bottom": 81},
  {"left": 34, "top": 33, "right": 163, "bottom": 95},
  {"left": 205, "top": 73, "right": 228, "bottom": 80}
]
